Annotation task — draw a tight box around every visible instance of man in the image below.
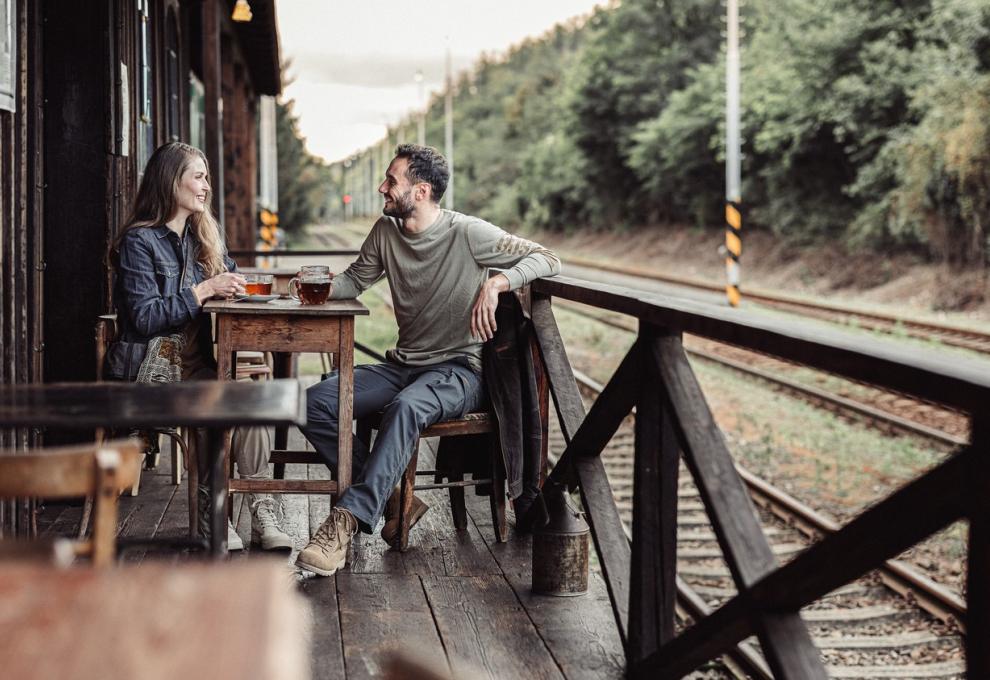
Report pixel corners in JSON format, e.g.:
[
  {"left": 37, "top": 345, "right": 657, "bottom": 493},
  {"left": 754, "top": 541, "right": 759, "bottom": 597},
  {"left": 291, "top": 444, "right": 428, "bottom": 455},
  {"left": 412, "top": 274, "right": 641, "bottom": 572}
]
[{"left": 296, "top": 144, "right": 561, "bottom": 576}]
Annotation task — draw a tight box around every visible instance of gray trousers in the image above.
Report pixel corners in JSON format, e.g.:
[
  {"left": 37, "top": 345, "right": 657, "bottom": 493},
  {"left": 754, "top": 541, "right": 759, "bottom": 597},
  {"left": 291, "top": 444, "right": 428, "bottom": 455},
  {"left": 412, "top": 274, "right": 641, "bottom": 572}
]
[{"left": 300, "top": 360, "right": 483, "bottom": 533}]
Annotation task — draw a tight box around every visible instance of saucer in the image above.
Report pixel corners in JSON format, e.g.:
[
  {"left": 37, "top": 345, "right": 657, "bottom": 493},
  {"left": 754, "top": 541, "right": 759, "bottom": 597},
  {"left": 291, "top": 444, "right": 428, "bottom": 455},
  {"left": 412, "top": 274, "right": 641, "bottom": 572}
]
[{"left": 234, "top": 293, "right": 279, "bottom": 303}]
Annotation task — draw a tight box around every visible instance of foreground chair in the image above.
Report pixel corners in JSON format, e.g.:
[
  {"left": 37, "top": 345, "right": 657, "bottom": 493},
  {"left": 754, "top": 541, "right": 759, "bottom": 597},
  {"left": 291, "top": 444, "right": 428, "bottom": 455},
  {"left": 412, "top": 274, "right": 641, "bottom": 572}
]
[{"left": 0, "top": 441, "right": 143, "bottom": 566}]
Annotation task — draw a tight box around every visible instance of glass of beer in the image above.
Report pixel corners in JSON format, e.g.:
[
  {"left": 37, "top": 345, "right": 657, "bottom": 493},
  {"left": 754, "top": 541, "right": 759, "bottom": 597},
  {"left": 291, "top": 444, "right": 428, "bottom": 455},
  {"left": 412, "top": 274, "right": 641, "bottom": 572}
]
[
  {"left": 244, "top": 273, "right": 273, "bottom": 296},
  {"left": 289, "top": 265, "right": 333, "bottom": 304}
]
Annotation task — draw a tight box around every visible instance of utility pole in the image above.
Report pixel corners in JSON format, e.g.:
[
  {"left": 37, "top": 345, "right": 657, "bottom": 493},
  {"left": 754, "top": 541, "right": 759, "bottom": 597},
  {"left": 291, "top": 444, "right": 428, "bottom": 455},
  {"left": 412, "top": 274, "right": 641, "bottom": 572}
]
[
  {"left": 725, "top": 0, "right": 742, "bottom": 307},
  {"left": 444, "top": 46, "right": 454, "bottom": 210},
  {"left": 415, "top": 69, "right": 426, "bottom": 145}
]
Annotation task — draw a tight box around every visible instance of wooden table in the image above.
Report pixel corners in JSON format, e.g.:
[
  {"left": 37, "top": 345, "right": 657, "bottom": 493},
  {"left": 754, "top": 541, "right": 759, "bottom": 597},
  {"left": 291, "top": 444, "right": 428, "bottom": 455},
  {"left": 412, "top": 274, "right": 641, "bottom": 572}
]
[
  {"left": 206, "top": 298, "right": 369, "bottom": 499},
  {"left": 0, "top": 380, "right": 306, "bottom": 556},
  {"left": 0, "top": 561, "right": 310, "bottom": 680}
]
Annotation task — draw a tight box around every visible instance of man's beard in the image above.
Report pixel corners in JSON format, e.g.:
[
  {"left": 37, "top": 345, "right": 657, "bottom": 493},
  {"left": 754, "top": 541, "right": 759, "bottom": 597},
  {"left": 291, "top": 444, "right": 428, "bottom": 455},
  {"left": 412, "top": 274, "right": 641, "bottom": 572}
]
[{"left": 383, "top": 190, "right": 414, "bottom": 218}]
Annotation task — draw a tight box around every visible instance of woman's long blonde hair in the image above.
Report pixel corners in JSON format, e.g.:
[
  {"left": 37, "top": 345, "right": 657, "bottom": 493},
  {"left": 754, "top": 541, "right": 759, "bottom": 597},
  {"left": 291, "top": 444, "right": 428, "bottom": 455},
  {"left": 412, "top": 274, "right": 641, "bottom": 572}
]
[{"left": 112, "top": 142, "right": 227, "bottom": 276}]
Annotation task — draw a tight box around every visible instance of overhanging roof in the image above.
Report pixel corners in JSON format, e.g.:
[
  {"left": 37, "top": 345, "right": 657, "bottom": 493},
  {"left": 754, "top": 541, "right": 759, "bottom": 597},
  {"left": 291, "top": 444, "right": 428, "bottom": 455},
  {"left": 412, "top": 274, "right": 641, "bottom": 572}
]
[{"left": 227, "top": 0, "right": 282, "bottom": 95}]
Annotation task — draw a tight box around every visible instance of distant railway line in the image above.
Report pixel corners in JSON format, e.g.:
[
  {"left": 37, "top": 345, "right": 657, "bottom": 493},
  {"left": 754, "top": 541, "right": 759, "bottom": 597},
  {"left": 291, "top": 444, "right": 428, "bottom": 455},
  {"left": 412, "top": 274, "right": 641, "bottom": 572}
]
[{"left": 566, "top": 254, "right": 990, "bottom": 358}]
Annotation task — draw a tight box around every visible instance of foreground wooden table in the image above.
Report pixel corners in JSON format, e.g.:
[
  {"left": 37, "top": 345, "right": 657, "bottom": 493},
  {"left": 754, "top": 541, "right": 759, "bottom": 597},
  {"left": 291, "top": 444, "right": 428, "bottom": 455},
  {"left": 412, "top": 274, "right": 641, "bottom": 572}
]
[
  {"left": 0, "top": 380, "right": 306, "bottom": 556},
  {"left": 206, "top": 298, "right": 368, "bottom": 499},
  {"left": 0, "top": 561, "right": 310, "bottom": 680}
]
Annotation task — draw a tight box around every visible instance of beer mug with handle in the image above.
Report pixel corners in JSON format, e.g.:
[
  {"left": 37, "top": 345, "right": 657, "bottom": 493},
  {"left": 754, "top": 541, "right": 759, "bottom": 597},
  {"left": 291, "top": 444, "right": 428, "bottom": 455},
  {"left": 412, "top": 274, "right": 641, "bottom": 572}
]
[{"left": 289, "top": 265, "right": 333, "bottom": 304}]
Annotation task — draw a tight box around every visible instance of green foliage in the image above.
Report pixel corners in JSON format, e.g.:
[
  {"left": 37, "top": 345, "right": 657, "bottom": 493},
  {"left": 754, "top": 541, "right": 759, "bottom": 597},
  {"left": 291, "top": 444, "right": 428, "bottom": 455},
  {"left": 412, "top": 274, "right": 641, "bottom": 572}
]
[
  {"left": 628, "top": 60, "right": 724, "bottom": 226},
  {"left": 567, "top": 0, "right": 723, "bottom": 224},
  {"left": 331, "top": 0, "right": 990, "bottom": 265},
  {"left": 276, "top": 95, "right": 327, "bottom": 236}
]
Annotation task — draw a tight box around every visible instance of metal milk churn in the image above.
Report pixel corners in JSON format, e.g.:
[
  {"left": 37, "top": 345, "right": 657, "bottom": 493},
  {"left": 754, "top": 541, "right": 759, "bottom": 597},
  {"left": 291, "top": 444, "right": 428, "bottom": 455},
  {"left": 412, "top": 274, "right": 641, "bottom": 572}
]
[{"left": 531, "top": 482, "right": 589, "bottom": 596}]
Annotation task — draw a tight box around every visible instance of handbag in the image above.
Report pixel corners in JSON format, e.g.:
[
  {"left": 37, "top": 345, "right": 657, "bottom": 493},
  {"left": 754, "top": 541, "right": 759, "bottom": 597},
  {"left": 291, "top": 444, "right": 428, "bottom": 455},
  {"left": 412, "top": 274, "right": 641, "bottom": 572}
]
[{"left": 135, "top": 333, "right": 185, "bottom": 384}]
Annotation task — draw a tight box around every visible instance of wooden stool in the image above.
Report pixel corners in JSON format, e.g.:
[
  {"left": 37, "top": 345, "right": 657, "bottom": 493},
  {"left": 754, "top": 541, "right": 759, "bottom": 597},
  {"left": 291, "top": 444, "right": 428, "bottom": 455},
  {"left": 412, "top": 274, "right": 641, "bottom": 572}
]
[{"left": 359, "top": 410, "right": 507, "bottom": 551}]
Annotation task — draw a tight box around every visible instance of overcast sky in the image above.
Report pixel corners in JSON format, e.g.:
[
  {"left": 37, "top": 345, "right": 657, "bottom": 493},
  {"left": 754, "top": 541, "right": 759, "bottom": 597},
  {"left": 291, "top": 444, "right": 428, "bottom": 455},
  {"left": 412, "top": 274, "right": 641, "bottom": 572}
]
[{"left": 277, "top": 1, "right": 609, "bottom": 163}]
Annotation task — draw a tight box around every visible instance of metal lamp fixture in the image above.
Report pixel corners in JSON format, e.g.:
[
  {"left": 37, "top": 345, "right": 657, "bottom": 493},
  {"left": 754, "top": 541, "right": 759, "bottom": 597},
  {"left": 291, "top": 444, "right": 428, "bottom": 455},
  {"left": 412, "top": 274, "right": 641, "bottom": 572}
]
[{"left": 231, "top": 0, "right": 253, "bottom": 22}]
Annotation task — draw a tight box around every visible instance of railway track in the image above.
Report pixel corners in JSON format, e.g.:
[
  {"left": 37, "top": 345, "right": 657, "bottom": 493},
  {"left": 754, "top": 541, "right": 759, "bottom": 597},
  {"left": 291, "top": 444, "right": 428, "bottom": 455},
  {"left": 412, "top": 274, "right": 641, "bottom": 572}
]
[
  {"left": 565, "top": 254, "right": 990, "bottom": 358},
  {"left": 558, "top": 372, "right": 966, "bottom": 680},
  {"left": 553, "top": 299, "right": 970, "bottom": 449}
]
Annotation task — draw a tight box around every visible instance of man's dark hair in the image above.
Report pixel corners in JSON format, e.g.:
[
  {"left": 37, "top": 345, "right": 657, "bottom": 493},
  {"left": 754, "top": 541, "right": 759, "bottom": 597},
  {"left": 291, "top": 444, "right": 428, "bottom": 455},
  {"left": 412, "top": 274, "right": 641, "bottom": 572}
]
[{"left": 395, "top": 144, "right": 449, "bottom": 204}]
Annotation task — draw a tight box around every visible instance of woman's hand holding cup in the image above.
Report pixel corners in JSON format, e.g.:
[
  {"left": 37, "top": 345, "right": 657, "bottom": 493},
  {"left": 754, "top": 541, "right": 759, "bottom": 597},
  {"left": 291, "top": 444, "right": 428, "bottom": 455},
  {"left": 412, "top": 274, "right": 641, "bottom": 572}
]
[{"left": 194, "top": 271, "right": 246, "bottom": 303}]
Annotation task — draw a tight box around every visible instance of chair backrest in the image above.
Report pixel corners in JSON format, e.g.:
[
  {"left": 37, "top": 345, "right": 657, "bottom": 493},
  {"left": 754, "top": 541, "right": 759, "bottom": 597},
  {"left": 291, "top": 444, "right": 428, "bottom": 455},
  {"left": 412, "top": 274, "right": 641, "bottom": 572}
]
[
  {"left": 0, "top": 440, "right": 142, "bottom": 566},
  {"left": 95, "top": 314, "right": 118, "bottom": 383}
]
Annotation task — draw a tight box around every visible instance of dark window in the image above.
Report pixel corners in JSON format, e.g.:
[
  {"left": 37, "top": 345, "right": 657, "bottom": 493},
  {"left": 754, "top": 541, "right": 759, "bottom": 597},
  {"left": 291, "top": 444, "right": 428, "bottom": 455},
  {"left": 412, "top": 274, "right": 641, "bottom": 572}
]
[
  {"left": 137, "top": 0, "right": 154, "bottom": 175},
  {"left": 166, "top": 9, "right": 180, "bottom": 142}
]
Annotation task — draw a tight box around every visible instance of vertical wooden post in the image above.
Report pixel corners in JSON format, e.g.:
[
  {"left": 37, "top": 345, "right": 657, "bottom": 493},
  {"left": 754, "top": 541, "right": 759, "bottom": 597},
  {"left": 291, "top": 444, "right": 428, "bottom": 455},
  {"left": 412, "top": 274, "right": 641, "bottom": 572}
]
[
  {"left": 201, "top": 0, "right": 223, "bottom": 226},
  {"left": 271, "top": 351, "right": 293, "bottom": 480},
  {"left": 91, "top": 449, "right": 122, "bottom": 567},
  {"left": 628, "top": 325, "right": 680, "bottom": 666},
  {"left": 336, "top": 316, "right": 354, "bottom": 497},
  {"left": 967, "top": 416, "right": 989, "bottom": 677}
]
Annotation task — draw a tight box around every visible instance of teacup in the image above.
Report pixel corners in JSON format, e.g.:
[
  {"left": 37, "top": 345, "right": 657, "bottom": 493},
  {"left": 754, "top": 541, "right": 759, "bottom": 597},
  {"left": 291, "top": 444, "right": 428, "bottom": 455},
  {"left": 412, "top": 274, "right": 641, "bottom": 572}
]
[{"left": 244, "top": 273, "right": 273, "bottom": 296}]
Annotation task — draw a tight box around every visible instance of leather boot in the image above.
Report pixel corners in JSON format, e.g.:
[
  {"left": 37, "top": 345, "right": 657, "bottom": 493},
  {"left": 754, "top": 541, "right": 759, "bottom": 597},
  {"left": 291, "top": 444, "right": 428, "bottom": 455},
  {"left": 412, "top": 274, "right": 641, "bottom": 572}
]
[{"left": 250, "top": 493, "right": 293, "bottom": 551}]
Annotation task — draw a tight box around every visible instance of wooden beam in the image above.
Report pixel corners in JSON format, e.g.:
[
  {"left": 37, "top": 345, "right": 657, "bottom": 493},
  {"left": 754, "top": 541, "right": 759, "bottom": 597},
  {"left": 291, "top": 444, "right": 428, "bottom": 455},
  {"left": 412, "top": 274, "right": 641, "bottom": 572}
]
[
  {"left": 544, "top": 340, "right": 641, "bottom": 487},
  {"left": 531, "top": 294, "right": 636, "bottom": 644},
  {"left": 201, "top": 0, "right": 223, "bottom": 225},
  {"left": 628, "top": 325, "right": 679, "bottom": 664},
  {"left": 530, "top": 295, "right": 585, "bottom": 445},
  {"left": 967, "top": 418, "right": 989, "bottom": 678},
  {"left": 651, "top": 335, "right": 826, "bottom": 679},
  {"left": 574, "top": 455, "right": 631, "bottom": 645},
  {"left": 637, "top": 444, "right": 973, "bottom": 677},
  {"left": 533, "top": 276, "right": 990, "bottom": 413}
]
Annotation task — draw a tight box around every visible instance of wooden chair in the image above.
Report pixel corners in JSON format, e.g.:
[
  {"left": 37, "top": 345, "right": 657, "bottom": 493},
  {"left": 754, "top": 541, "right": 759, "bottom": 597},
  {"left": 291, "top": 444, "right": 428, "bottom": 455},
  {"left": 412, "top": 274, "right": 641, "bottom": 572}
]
[
  {"left": 0, "top": 441, "right": 143, "bottom": 566},
  {"left": 95, "top": 314, "right": 189, "bottom": 489},
  {"left": 268, "top": 412, "right": 507, "bottom": 550},
  {"left": 358, "top": 411, "right": 507, "bottom": 551}
]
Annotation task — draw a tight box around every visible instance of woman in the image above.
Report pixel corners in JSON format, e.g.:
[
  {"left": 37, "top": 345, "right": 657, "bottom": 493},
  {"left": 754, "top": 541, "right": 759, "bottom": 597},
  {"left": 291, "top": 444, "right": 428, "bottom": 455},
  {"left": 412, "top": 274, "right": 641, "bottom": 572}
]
[{"left": 108, "top": 141, "right": 291, "bottom": 552}]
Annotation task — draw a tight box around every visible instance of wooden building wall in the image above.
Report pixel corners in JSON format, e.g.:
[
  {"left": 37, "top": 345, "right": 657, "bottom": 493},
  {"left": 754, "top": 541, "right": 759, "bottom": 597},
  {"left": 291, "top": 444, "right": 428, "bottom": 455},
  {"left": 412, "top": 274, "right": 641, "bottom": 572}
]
[
  {"left": 222, "top": 36, "right": 259, "bottom": 264},
  {"left": 1, "top": 0, "right": 280, "bottom": 534}
]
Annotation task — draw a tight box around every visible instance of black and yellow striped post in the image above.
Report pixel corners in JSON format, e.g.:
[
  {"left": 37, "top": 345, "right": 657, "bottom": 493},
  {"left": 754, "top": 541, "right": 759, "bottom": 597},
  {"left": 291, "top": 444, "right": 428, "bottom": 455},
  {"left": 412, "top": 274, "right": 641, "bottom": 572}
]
[
  {"left": 725, "top": 201, "right": 742, "bottom": 307},
  {"left": 724, "top": 0, "right": 742, "bottom": 307}
]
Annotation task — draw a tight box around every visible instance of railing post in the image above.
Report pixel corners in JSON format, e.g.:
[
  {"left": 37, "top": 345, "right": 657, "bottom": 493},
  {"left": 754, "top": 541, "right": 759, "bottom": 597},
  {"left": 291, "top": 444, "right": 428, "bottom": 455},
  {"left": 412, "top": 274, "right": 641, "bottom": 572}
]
[
  {"left": 628, "top": 323, "right": 680, "bottom": 667},
  {"left": 967, "top": 414, "right": 989, "bottom": 678}
]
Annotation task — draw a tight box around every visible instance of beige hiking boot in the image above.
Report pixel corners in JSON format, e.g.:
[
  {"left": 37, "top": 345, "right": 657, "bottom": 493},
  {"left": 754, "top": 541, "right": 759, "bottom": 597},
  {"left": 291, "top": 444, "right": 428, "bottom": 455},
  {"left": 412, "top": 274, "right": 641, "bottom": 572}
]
[
  {"left": 250, "top": 495, "right": 293, "bottom": 552},
  {"left": 380, "top": 490, "right": 430, "bottom": 548},
  {"left": 295, "top": 507, "right": 357, "bottom": 576}
]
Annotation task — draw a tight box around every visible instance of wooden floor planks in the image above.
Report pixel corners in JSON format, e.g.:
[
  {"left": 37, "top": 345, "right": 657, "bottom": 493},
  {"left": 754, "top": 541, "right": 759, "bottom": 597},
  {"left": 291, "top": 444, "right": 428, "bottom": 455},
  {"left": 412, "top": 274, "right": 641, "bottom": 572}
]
[
  {"left": 422, "top": 574, "right": 565, "bottom": 679},
  {"left": 337, "top": 573, "right": 450, "bottom": 680},
  {"left": 34, "top": 417, "right": 625, "bottom": 680}
]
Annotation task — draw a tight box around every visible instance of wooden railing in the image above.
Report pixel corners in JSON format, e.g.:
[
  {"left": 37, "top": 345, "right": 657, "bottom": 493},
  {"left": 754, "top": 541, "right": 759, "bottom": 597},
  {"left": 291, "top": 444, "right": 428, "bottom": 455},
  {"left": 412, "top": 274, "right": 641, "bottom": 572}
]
[{"left": 530, "top": 275, "right": 988, "bottom": 679}]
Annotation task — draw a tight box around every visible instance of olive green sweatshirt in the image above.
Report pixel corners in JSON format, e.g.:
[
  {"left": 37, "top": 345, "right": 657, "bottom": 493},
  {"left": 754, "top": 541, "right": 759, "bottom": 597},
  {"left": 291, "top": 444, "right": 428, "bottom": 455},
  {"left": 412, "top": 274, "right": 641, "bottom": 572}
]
[{"left": 331, "top": 210, "right": 561, "bottom": 371}]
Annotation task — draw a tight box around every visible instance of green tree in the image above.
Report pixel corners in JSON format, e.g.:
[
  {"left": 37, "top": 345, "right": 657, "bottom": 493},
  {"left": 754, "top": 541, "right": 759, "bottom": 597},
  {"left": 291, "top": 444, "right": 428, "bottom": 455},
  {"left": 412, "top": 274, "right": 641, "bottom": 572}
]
[
  {"left": 276, "top": 95, "right": 325, "bottom": 236},
  {"left": 567, "top": 0, "right": 723, "bottom": 224}
]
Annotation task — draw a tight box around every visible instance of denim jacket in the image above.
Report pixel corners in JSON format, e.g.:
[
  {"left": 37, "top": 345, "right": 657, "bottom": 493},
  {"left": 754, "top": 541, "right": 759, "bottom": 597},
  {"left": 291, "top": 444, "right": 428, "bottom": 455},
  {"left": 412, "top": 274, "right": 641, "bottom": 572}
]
[{"left": 107, "top": 225, "right": 236, "bottom": 380}]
